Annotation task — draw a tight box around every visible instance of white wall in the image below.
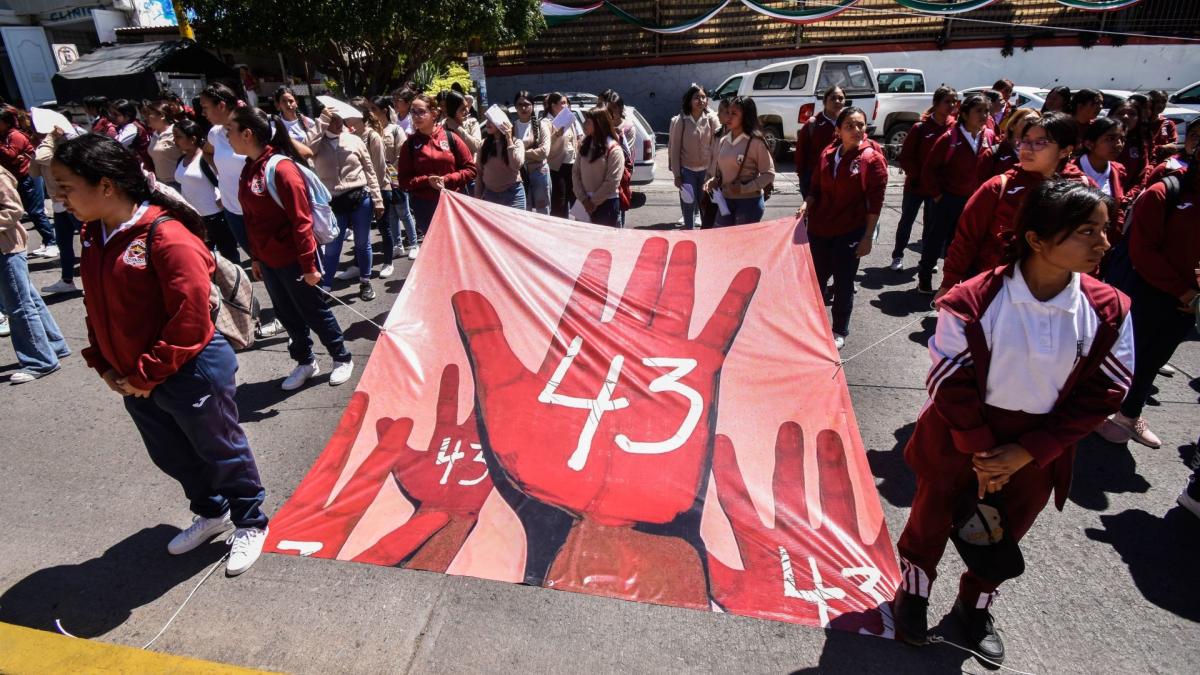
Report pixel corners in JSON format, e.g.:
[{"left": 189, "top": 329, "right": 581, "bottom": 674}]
[{"left": 487, "top": 43, "right": 1200, "bottom": 133}]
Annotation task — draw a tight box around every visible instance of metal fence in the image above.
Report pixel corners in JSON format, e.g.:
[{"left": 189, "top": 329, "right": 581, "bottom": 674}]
[{"left": 491, "top": 0, "right": 1200, "bottom": 67}]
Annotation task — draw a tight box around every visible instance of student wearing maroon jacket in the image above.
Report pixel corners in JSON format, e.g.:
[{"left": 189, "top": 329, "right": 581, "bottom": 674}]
[
  {"left": 1068, "top": 89, "right": 1103, "bottom": 147},
  {"left": 917, "top": 93, "right": 995, "bottom": 294},
  {"left": 1143, "top": 121, "right": 1199, "bottom": 186},
  {"left": 0, "top": 108, "right": 57, "bottom": 257},
  {"left": 396, "top": 93, "right": 477, "bottom": 243},
  {"left": 795, "top": 107, "right": 888, "bottom": 350},
  {"left": 51, "top": 134, "right": 269, "bottom": 576},
  {"left": 1101, "top": 152, "right": 1199, "bottom": 449},
  {"left": 84, "top": 96, "right": 118, "bottom": 138},
  {"left": 794, "top": 85, "right": 844, "bottom": 198},
  {"left": 227, "top": 107, "right": 355, "bottom": 392},
  {"left": 1070, "top": 117, "right": 1131, "bottom": 238},
  {"left": 892, "top": 180, "right": 1131, "bottom": 667},
  {"left": 976, "top": 108, "right": 1038, "bottom": 184},
  {"left": 891, "top": 86, "right": 957, "bottom": 271},
  {"left": 937, "top": 112, "right": 1085, "bottom": 300}
]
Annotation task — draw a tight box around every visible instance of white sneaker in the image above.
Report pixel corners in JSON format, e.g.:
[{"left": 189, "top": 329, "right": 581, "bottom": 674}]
[
  {"left": 379, "top": 264, "right": 394, "bottom": 279},
  {"left": 40, "top": 279, "right": 78, "bottom": 295},
  {"left": 329, "top": 359, "right": 354, "bottom": 386},
  {"left": 0, "top": 315, "right": 9, "bottom": 338},
  {"left": 833, "top": 334, "right": 846, "bottom": 350},
  {"left": 168, "top": 513, "right": 234, "bottom": 555},
  {"left": 255, "top": 318, "right": 283, "bottom": 338},
  {"left": 345, "top": 230, "right": 354, "bottom": 242},
  {"left": 890, "top": 257, "right": 903, "bottom": 271},
  {"left": 393, "top": 244, "right": 405, "bottom": 257},
  {"left": 37, "top": 244, "right": 59, "bottom": 259},
  {"left": 407, "top": 245, "right": 419, "bottom": 260},
  {"left": 1158, "top": 364, "right": 1176, "bottom": 377},
  {"left": 282, "top": 361, "right": 319, "bottom": 391},
  {"left": 29, "top": 245, "right": 47, "bottom": 257},
  {"left": 226, "top": 526, "right": 268, "bottom": 576},
  {"left": 334, "top": 265, "right": 360, "bottom": 281}
]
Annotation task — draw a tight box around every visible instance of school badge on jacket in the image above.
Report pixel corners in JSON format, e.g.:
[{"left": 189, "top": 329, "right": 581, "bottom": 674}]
[{"left": 122, "top": 236, "right": 148, "bottom": 268}]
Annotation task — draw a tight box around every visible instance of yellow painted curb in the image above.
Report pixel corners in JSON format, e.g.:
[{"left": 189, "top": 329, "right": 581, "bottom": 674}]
[{"left": 0, "top": 622, "right": 278, "bottom": 675}]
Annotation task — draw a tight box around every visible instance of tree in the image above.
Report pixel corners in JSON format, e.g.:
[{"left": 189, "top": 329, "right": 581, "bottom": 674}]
[{"left": 180, "top": 0, "right": 544, "bottom": 96}]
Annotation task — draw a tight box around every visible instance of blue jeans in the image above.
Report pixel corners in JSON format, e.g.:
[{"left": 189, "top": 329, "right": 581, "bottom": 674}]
[
  {"left": 18, "top": 175, "right": 54, "bottom": 247},
  {"left": 377, "top": 189, "right": 395, "bottom": 266},
  {"left": 411, "top": 196, "right": 439, "bottom": 238},
  {"left": 716, "top": 195, "right": 765, "bottom": 227},
  {"left": 892, "top": 190, "right": 931, "bottom": 259},
  {"left": 53, "top": 210, "right": 81, "bottom": 282},
  {"left": 392, "top": 190, "right": 419, "bottom": 247},
  {"left": 483, "top": 183, "right": 527, "bottom": 210},
  {"left": 678, "top": 168, "right": 707, "bottom": 230},
  {"left": 589, "top": 197, "right": 621, "bottom": 227},
  {"left": 810, "top": 226, "right": 867, "bottom": 336},
  {"left": 124, "top": 333, "right": 267, "bottom": 529},
  {"left": 321, "top": 195, "right": 374, "bottom": 287},
  {"left": 523, "top": 164, "right": 551, "bottom": 214},
  {"left": 223, "top": 210, "right": 251, "bottom": 259},
  {"left": 259, "top": 262, "right": 351, "bottom": 366},
  {"left": 0, "top": 250, "right": 69, "bottom": 374}
]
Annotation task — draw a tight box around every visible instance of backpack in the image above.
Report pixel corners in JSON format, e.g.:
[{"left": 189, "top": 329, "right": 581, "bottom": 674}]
[
  {"left": 146, "top": 215, "right": 260, "bottom": 351},
  {"left": 617, "top": 140, "right": 633, "bottom": 211},
  {"left": 177, "top": 153, "right": 219, "bottom": 187},
  {"left": 264, "top": 153, "right": 339, "bottom": 245},
  {"left": 1104, "top": 174, "right": 1182, "bottom": 295}
]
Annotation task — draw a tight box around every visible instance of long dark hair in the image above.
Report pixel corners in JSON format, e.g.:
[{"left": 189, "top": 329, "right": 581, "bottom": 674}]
[
  {"left": 111, "top": 98, "right": 140, "bottom": 124},
  {"left": 173, "top": 117, "right": 206, "bottom": 149},
  {"left": 444, "top": 91, "right": 466, "bottom": 123},
  {"left": 1068, "top": 88, "right": 1102, "bottom": 116},
  {"left": 728, "top": 95, "right": 763, "bottom": 140},
  {"left": 230, "top": 106, "right": 299, "bottom": 161},
  {"left": 581, "top": 107, "right": 619, "bottom": 162},
  {"left": 200, "top": 83, "right": 240, "bottom": 110},
  {"left": 53, "top": 134, "right": 204, "bottom": 236},
  {"left": 1004, "top": 179, "right": 1112, "bottom": 263},
  {"left": 680, "top": 83, "right": 708, "bottom": 116},
  {"left": 1083, "top": 116, "right": 1122, "bottom": 147},
  {"left": 959, "top": 93, "right": 989, "bottom": 121}
]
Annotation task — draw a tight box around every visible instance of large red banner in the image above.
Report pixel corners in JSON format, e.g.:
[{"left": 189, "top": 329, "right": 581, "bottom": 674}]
[{"left": 265, "top": 192, "right": 900, "bottom": 635}]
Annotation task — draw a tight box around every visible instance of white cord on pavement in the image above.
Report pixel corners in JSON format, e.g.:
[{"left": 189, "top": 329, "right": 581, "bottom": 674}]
[
  {"left": 834, "top": 310, "right": 936, "bottom": 376},
  {"left": 140, "top": 552, "right": 229, "bottom": 650},
  {"left": 927, "top": 634, "right": 1039, "bottom": 675},
  {"left": 312, "top": 283, "right": 388, "bottom": 333}
]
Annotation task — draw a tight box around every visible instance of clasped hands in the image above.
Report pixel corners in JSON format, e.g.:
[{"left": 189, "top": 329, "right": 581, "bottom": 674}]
[{"left": 973, "top": 442, "right": 1034, "bottom": 499}]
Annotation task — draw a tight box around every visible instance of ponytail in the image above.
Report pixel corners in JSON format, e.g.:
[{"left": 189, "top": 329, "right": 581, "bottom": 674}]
[{"left": 229, "top": 106, "right": 299, "bottom": 161}]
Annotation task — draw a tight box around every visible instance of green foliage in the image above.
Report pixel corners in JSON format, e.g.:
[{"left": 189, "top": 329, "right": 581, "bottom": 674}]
[
  {"left": 180, "top": 0, "right": 544, "bottom": 95},
  {"left": 427, "top": 63, "right": 474, "bottom": 96}
]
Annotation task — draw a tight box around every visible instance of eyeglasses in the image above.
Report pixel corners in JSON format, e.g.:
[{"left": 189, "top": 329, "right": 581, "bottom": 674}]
[
  {"left": 410, "top": 108, "right": 431, "bottom": 117},
  {"left": 1017, "top": 139, "right": 1056, "bottom": 151}
]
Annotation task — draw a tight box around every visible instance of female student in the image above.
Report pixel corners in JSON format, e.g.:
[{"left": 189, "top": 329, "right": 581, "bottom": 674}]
[
  {"left": 794, "top": 107, "right": 888, "bottom": 349},
  {"left": 1148, "top": 89, "right": 1179, "bottom": 159},
  {"left": 34, "top": 126, "right": 82, "bottom": 295},
  {"left": 937, "top": 112, "right": 1085, "bottom": 298},
  {"left": 917, "top": 93, "right": 996, "bottom": 294},
  {"left": 893, "top": 179, "right": 1132, "bottom": 667},
  {"left": 1069, "top": 88, "right": 1104, "bottom": 142},
  {"left": 367, "top": 95, "right": 410, "bottom": 265},
  {"left": 571, "top": 107, "right": 624, "bottom": 227},
  {"left": 1070, "top": 117, "right": 1131, "bottom": 228},
  {"left": 84, "top": 96, "right": 117, "bottom": 137},
  {"left": 795, "top": 86, "right": 845, "bottom": 199},
  {"left": 311, "top": 105, "right": 384, "bottom": 299},
  {"left": 514, "top": 91, "right": 553, "bottom": 214},
  {"left": 52, "top": 134, "right": 270, "bottom": 575},
  {"left": 173, "top": 118, "right": 237, "bottom": 263},
  {"left": 602, "top": 92, "right": 637, "bottom": 226},
  {"left": 893, "top": 86, "right": 958, "bottom": 271},
  {"left": 1101, "top": 151, "right": 1199, "bottom": 449},
  {"left": 705, "top": 96, "right": 776, "bottom": 227},
  {"left": 1041, "top": 86, "right": 1071, "bottom": 114},
  {"left": 977, "top": 108, "right": 1039, "bottom": 182},
  {"left": 199, "top": 84, "right": 251, "bottom": 255},
  {"left": 443, "top": 91, "right": 483, "bottom": 158},
  {"left": 0, "top": 163, "right": 69, "bottom": 382},
  {"left": 668, "top": 83, "right": 719, "bottom": 230},
  {"left": 227, "top": 106, "right": 356, "bottom": 391},
  {"left": 1109, "top": 100, "right": 1152, "bottom": 197},
  {"left": 110, "top": 99, "right": 152, "bottom": 171},
  {"left": 545, "top": 92, "right": 578, "bottom": 219},
  {"left": 396, "top": 94, "right": 477, "bottom": 243},
  {"left": 145, "top": 102, "right": 182, "bottom": 189},
  {"left": 0, "top": 108, "right": 56, "bottom": 257},
  {"left": 274, "top": 86, "right": 319, "bottom": 146},
  {"left": 474, "top": 119, "right": 525, "bottom": 209}
]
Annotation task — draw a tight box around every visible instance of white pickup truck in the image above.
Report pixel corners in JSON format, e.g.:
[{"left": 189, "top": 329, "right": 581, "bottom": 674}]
[{"left": 712, "top": 57, "right": 931, "bottom": 157}]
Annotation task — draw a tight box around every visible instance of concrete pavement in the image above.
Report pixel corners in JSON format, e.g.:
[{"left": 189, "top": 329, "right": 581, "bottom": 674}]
[{"left": 0, "top": 149, "right": 1197, "bottom": 674}]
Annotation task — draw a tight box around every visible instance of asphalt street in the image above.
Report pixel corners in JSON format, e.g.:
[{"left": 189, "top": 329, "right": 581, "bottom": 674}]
[{"left": 1, "top": 149, "right": 1197, "bottom": 674}]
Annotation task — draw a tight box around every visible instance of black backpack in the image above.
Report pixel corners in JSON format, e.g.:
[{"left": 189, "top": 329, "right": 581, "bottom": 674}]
[{"left": 1104, "top": 174, "right": 1182, "bottom": 295}]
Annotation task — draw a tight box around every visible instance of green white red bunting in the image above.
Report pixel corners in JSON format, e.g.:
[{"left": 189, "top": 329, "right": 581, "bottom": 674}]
[{"left": 540, "top": 0, "right": 1146, "bottom": 31}]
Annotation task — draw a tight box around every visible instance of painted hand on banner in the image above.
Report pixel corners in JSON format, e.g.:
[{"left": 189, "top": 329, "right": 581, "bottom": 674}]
[
  {"left": 452, "top": 238, "right": 760, "bottom": 525},
  {"left": 266, "top": 365, "right": 492, "bottom": 570},
  {"left": 708, "top": 424, "right": 897, "bottom": 635}
]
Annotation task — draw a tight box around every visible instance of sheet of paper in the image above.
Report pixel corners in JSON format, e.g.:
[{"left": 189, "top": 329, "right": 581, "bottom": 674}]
[
  {"left": 317, "top": 95, "right": 362, "bottom": 120},
  {"left": 712, "top": 188, "right": 731, "bottom": 216},
  {"left": 485, "top": 104, "right": 510, "bottom": 130},
  {"left": 679, "top": 183, "right": 695, "bottom": 205},
  {"left": 569, "top": 199, "right": 590, "bottom": 222},
  {"left": 552, "top": 107, "right": 575, "bottom": 130},
  {"left": 31, "top": 107, "right": 72, "bottom": 135}
]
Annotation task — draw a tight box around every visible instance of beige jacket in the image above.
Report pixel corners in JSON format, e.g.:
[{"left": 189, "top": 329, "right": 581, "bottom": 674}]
[
  {"left": 709, "top": 133, "right": 776, "bottom": 198},
  {"left": 310, "top": 131, "right": 382, "bottom": 208},
  {"left": 572, "top": 139, "right": 623, "bottom": 204},
  {"left": 668, "top": 111, "right": 720, "bottom": 177},
  {"left": 0, "top": 167, "right": 27, "bottom": 254},
  {"left": 548, "top": 121, "right": 578, "bottom": 170},
  {"left": 474, "top": 139, "right": 525, "bottom": 196},
  {"left": 517, "top": 118, "right": 552, "bottom": 169},
  {"left": 356, "top": 127, "right": 389, "bottom": 198},
  {"left": 378, "top": 123, "right": 407, "bottom": 187},
  {"left": 32, "top": 134, "right": 63, "bottom": 214},
  {"left": 148, "top": 126, "right": 183, "bottom": 184},
  {"left": 447, "top": 117, "right": 484, "bottom": 156}
]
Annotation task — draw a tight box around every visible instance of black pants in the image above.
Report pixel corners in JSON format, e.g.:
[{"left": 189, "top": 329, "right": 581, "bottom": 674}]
[
  {"left": 124, "top": 334, "right": 267, "bottom": 528},
  {"left": 377, "top": 189, "right": 395, "bottom": 266},
  {"left": 203, "top": 213, "right": 240, "bottom": 264},
  {"left": 550, "top": 163, "right": 575, "bottom": 218},
  {"left": 919, "top": 192, "right": 969, "bottom": 280},
  {"left": 1121, "top": 283, "right": 1196, "bottom": 418},
  {"left": 893, "top": 190, "right": 931, "bottom": 259},
  {"left": 259, "top": 261, "right": 351, "bottom": 365},
  {"left": 589, "top": 197, "right": 621, "bottom": 227},
  {"left": 810, "top": 226, "right": 866, "bottom": 336}
]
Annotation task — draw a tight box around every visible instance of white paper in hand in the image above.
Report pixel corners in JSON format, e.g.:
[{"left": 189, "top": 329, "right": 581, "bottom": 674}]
[
  {"left": 485, "top": 105, "right": 510, "bottom": 130},
  {"left": 31, "top": 108, "right": 72, "bottom": 135},
  {"left": 679, "top": 183, "right": 695, "bottom": 205},
  {"left": 552, "top": 107, "right": 575, "bottom": 130},
  {"left": 712, "top": 188, "right": 731, "bottom": 216},
  {"left": 317, "top": 95, "right": 363, "bottom": 120},
  {"left": 569, "top": 199, "right": 590, "bottom": 222}
]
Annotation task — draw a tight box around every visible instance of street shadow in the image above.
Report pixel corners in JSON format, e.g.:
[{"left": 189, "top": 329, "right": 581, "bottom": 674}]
[
  {"left": 905, "top": 314, "right": 937, "bottom": 347},
  {"left": 236, "top": 376, "right": 303, "bottom": 423},
  {"left": 383, "top": 278, "right": 407, "bottom": 294},
  {"left": 1179, "top": 442, "right": 1199, "bottom": 470},
  {"left": 636, "top": 221, "right": 683, "bottom": 231},
  {"left": 789, "top": 620, "right": 970, "bottom": 674},
  {"left": 866, "top": 423, "right": 917, "bottom": 508},
  {"left": 41, "top": 292, "right": 83, "bottom": 307},
  {"left": 859, "top": 265, "right": 917, "bottom": 291},
  {"left": 0, "top": 526, "right": 226, "bottom": 637},
  {"left": 1068, "top": 434, "right": 1151, "bottom": 512},
  {"left": 342, "top": 311, "right": 390, "bottom": 343},
  {"left": 871, "top": 288, "right": 934, "bottom": 321},
  {"left": 1085, "top": 507, "right": 1200, "bottom": 623}
]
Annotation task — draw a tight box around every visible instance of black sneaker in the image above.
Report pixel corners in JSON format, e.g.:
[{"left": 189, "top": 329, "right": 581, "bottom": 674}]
[
  {"left": 917, "top": 275, "right": 935, "bottom": 295},
  {"left": 892, "top": 589, "right": 929, "bottom": 646},
  {"left": 359, "top": 282, "right": 376, "bottom": 301},
  {"left": 952, "top": 598, "right": 1005, "bottom": 668}
]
